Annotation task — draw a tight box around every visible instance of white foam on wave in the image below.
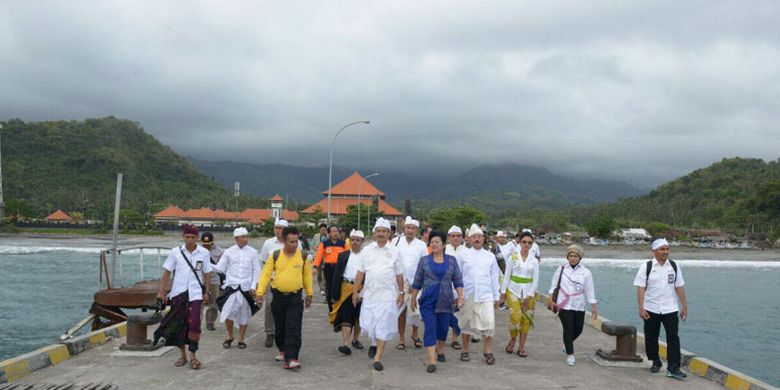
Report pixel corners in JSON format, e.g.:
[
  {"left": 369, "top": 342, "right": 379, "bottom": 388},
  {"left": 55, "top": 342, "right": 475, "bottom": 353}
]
[
  {"left": 540, "top": 258, "right": 780, "bottom": 269},
  {"left": 0, "top": 245, "right": 105, "bottom": 254}
]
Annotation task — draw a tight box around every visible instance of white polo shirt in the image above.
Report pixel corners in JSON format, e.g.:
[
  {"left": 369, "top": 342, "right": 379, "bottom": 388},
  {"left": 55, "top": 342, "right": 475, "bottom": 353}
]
[
  {"left": 163, "top": 244, "right": 212, "bottom": 302},
  {"left": 458, "top": 247, "right": 501, "bottom": 303},
  {"left": 359, "top": 242, "right": 404, "bottom": 302},
  {"left": 393, "top": 236, "right": 429, "bottom": 284},
  {"left": 633, "top": 259, "right": 685, "bottom": 314}
]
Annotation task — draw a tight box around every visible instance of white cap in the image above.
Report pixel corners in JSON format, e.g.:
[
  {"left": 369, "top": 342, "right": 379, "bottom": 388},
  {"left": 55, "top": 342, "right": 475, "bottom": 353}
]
[
  {"left": 274, "top": 218, "right": 289, "bottom": 228},
  {"left": 233, "top": 227, "right": 249, "bottom": 237},
  {"left": 522, "top": 228, "right": 532, "bottom": 233},
  {"left": 466, "top": 224, "right": 483, "bottom": 237},
  {"left": 651, "top": 238, "right": 670, "bottom": 250},
  {"left": 496, "top": 230, "right": 506, "bottom": 238},
  {"left": 373, "top": 217, "right": 392, "bottom": 232},
  {"left": 404, "top": 216, "right": 420, "bottom": 228},
  {"left": 447, "top": 225, "right": 462, "bottom": 235},
  {"left": 349, "top": 229, "right": 365, "bottom": 239}
]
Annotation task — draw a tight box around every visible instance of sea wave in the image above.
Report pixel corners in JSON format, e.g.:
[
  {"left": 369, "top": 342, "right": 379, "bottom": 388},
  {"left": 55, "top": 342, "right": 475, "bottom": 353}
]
[
  {"left": 0, "top": 245, "right": 171, "bottom": 255},
  {"left": 541, "top": 258, "right": 780, "bottom": 269}
]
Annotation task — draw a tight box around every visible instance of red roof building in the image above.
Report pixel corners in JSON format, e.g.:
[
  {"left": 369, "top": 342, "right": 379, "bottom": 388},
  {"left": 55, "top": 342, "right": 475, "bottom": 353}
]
[
  {"left": 302, "top": 172, "right": 402, "bottom": 217},
  {"left": 153, "top": 196, "right": 299, "bottom": 227},
  {"left": 46, "top": 209, "right": 73, "bottom": 223}
]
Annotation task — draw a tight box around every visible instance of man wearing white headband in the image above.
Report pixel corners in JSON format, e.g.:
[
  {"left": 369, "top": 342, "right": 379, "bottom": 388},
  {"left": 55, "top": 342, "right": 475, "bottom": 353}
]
[
  {"left": 633, "top": 238, "right": 688, "bottom": 380},
  {"left": 392, "top": 215, "right": 428, "bottom": 350},
  {"left": 454, "top": 224, "right": 501, "bottom": 365},
  {"left": 353, "top": 218, "right": 405, "bottom": 371},
  {"left": 258, "top": 218, "right": 303, "bottom": 348},
  {"left": 328, "top": 229, "right": 366, "bottom": 355},
  {"left": 445, "top": 225, "right": 466, "bottom": 350},
  {"left": 213, "top": 227, "right": 261, "bottom": 349}
]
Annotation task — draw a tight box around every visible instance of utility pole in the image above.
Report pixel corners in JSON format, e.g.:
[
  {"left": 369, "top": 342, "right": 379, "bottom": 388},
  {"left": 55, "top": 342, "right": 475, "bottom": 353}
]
[{"left": 234, "top": 181, "right": 240, "bottom": 212}]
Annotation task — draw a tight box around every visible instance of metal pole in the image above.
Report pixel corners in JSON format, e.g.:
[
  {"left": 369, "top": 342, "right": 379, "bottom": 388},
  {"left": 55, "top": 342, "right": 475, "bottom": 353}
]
[
  {"left": 0, "top": 124, "right": 5, "bottom": 220},
  {"left": 327, "top": 121, "right": 370, "bottom": 223},
  {"left": 357, "top": 173, "right": 379, "bottom": 230},
  {"left": 109, "top": 173, "right": 123, "bottom": 285}
]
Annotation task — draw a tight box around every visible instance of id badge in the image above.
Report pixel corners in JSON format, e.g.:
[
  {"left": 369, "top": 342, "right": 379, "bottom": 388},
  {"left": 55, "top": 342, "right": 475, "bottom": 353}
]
[
  {"left": 574, "top": 282, "right": 583, "bottom": 292},
  {"left": 667, "top": 273, "right": 675, "bottom": 284},
  {"left": 196, "top": 261, "right": 203, "bottom": 271}
]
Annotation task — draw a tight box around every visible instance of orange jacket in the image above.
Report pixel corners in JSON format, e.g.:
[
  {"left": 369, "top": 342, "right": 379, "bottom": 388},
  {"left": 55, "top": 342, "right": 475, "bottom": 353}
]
[{"left": 313, "top": 239, "right": 348, "bottom": 267}]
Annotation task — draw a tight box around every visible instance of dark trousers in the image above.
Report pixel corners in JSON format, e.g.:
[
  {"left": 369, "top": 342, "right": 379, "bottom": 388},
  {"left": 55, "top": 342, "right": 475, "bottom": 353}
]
[
  {"left": 271, "top": 289, "right": 304, "bottom": 361},
  {"left": 559, "top": 309, "right": 585, "bottom": 355},
  {"left": 644, "top": 311, "right": 681, "bottom": 371},
  {"left": 323, "top": 263, "right": 335, "bottom": 311}
]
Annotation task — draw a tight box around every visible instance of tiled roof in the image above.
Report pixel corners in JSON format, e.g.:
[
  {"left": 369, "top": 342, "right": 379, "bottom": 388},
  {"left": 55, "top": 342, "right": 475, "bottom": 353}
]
[
  {"left": 323, "top": 172, "right": 384, "bottom": 197},
  {"left": 302, "top": 198, "right": 402, "bottom": 216},
  {"left": 46, "top": 209, "right": 72, "bottom": 221},
  {"left": 154, "top": 205, "right": 185, "bottom": 218},
  {"left": 269, "top": 195, "right": 284, "bottom": 201}
]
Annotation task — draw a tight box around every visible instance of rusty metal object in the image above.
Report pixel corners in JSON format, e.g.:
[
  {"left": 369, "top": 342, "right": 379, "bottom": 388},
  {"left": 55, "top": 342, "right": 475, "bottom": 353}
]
[
  {"left": 596, "top": 321, "right": 643, "bottom": 362},
  {"left": 120, "top": 312, "right": 163, "bottom": 351}
]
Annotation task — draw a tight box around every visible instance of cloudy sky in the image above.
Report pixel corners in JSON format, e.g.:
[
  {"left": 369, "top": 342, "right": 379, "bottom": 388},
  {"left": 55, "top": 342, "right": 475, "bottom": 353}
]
[{"left": 1, "top": 1, "right": 779, "bottom": 187}]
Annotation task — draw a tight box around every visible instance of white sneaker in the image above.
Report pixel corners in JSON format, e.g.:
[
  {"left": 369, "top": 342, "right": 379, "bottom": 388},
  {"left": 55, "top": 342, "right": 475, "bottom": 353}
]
[
  {"left": 275, "top": 352, "right": 285, "bottom": 362},
  {"left": 566, "top": 355, "right": 575, "bottom": 366}
]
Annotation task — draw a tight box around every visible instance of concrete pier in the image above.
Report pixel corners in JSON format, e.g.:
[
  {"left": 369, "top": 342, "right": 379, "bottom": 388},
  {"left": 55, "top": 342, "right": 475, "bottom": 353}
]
[{"left": 8, "top": 298, "right": 730, "bottom": 390}]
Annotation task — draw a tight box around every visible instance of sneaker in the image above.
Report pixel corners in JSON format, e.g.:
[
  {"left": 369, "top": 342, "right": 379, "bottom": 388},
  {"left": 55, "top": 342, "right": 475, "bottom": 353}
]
[
  {"left": 666, "top": 369, "right": 687, "bottom": 380},
  {"left": 651, "top": 361, "right": 662, "bottom": 373},
  {"left": 284, "top": 359, "right": 302, "bottom": 370},
  {"left": 368, "top": 346, "right": 377, "bottom": 359},
  {"left": 275, "top": 352, "right": 285, "bottom": 362},
  {"left": 566, "top": 355, "right": 576, "bottom": 366},
  {"left": 265, "top": 334, "right": 275, "bottom": 348},
  {"left": 320, "top": 290, "right": 326, "bottom": 296}
]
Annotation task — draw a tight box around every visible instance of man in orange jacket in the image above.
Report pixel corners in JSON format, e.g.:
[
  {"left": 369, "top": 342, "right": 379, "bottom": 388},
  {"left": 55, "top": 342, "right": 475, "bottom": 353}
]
[{"left": 313, "top": 225, "right": 348, "bottom": 311}]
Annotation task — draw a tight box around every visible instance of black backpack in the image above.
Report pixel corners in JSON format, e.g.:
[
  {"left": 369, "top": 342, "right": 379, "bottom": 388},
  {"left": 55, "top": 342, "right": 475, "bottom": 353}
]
[{"left": 645, "top": 260, "right": 677, "bottom": 284}]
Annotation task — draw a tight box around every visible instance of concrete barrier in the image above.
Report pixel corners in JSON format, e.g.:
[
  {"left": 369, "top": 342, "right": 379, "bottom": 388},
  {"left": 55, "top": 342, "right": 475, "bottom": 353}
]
[{"left": 0, "top": 322, "right": 126, "bottom": 384}]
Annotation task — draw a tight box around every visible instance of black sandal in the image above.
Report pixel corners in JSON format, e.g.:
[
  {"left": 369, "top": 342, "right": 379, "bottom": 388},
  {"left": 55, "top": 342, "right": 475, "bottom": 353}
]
[
  {"left": 373, "top": 361, "right": 384, "bottom": 371},
  {"left": 352, "top": 340, "right": 364, "bottom": 350},
  {"left": 412, "top": 337, "right": 423, "bottom": 349},
  {"left": 395, "top": 343, "right": 406, "bottom": 350},
  {"left": 426, "top": 364, "right": 437, "bottom": 373},
  {"left": 451, "top": 340, "right": 462, "bottom": 350},
  {"left": 437, "top": 353, "right": 446, "bottom": 363},
  {"left": 222, "top": 339, "right": 234, "bottom": 349},
  {"left": 237, "top": 341, "right": 247, "bottom": 349},
  {"left": 460, "top": 352, "right": 470, "bottom": 361},
  {"left": 484, "top": 353, "right": 495, "bottom": 365}
]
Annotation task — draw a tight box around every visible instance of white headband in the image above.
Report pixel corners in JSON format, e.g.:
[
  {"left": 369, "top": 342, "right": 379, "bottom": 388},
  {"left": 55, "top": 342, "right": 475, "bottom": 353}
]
[
  {"left": 651, "top": 238, "right": 670, "bottom": 250},
  {"left": 496, "top": 230, "right": 506, "bottom": 238},
  {"left": 349, "top": 229, "right": 365, "bottom": 239},
  {"left": 373, "top": 218, "right": 391, "bottom": 232},
  {"left": 274, "top": 218, "right": 289, "bottom": 227},
  {"left": 404, "top": 216, "right": 420, "bottom": 228},
  {"left": 448, "top": 225, "right": 462, "bottom": 235},
  {"left": 233, "top": 227, "right": 249, "bottom": 237},
  {"left": 466, "top": 224, "right": 483, "bottom": 237}
]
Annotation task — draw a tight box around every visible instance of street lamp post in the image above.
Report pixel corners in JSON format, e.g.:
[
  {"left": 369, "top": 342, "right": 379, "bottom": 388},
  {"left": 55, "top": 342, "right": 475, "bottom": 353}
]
[
  {"left": 327, "top": 120, "right": 370, "bottom": 223},
  {"left": 357, "top": 173, "right": 379, "bottom": 230}
]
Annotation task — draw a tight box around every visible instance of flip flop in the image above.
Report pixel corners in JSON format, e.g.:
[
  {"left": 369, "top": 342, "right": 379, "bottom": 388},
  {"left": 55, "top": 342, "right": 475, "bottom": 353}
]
[
  {"left": 517, "top": 350, "right": 528, "bottom": 358},
  {"left": 223, "top": 339, "right": 234, "bottom": 349},
  {"left": 505, "top": 340, "right": 515, "bottom": 354},
  {"left": 174, "top": 356, "right": 188, "bottom": 367},
  {"left": 460, "top": 352, "right": 470, "bottom": 362},
  {"left": 190, "top": 358, "right": 202, "bottom": 370},
  {"left": 373, "top": 361, "right": 384, "bottom": 371},
  {"left": 484, "top": 353, "right": 495, "bottom": 365},
  {"left": 395, "top": 343, "right": 406, "bottom": 350},
  {"left": 412, "top": 337, "right": 423, "bottom": 349},
  {"left": 237, "top": 341, "right": 247, "bottom": 349},
  {"left": 451, "top": 341, "right": 462, "bottom": 350},
  {"left": 351, "top": 340, "right": 364, "bottom": 350}
]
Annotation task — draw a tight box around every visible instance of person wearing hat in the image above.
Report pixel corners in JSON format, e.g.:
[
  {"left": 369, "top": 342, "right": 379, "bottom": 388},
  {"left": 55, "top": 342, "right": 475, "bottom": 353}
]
[
  {"left": 213, "top": 227, "right": 261, "bottom": 349},
  {"left": 258, "top": 218, "right": 304, "bottom": 348},
  {"left": 633, "top": 238, "right": 688, "bottom": 380},
  {"left": 393, "top": 216, "right": 428, "bottom": 350},
  {"left": 200, "top": 232, "right": 224, "bottom": 331},
  {"left": 454, "top": 224, "right": 501, "bottom": 365},
  {"left": 445, "top": 225, "right": 465, "bottom": 350},
  {"left": 310, "top": 223, "right": 330, "bottom": 296},
  {"left": 352, "top": 218, "right": 405, "bottom": 371},
  {"left": 153, "top": 225, "right": 212, "bottom": 369},
  {"left": 328, "top": 229, "right": 366, "bottom": 355},
  {"left": 547, "top": 244, "right": 597, "bottom": 366}
]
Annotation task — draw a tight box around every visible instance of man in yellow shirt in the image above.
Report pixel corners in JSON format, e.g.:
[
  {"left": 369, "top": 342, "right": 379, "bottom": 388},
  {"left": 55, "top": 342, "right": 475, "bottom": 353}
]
[{"left": 256, "top": 226, "right": 313, "bottom": 370}]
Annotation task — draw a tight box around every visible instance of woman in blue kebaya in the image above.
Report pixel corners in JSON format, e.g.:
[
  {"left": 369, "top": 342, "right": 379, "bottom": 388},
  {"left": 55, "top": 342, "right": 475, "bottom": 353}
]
[{"left": 410, "top": 230, "right": 465, "bottom": 373}]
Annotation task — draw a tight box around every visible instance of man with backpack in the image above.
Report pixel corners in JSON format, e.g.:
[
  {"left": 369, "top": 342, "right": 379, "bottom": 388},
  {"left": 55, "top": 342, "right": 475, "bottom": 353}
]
[{"left": 633, "top": 238, "right": 689, "bottom": 380}]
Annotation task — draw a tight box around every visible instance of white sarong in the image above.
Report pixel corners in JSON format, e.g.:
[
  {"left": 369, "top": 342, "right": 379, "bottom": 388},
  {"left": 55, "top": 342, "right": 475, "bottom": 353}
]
[
  {"left": 454, "top": 299, "right": 495, "bottom": 337},
  {"left": 360, "top": 299, "right": 399, "bottom": 341},
  {"left": 399, "top": 282, "right": 422, "bottom": 327},
  {"left": 219, "top": 291, "right": 252, "bottom": 326}
]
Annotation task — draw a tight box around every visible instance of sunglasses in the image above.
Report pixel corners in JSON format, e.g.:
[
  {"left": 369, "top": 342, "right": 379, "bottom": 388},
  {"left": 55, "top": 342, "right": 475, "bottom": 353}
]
[{"left": 521, "top": 240, "right": 533, "bottom": 244}]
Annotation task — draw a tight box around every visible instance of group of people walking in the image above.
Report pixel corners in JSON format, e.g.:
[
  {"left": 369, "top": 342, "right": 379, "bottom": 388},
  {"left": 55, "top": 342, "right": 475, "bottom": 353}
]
[{"left": 153, "top": 217, "right": 689, "bottom": 380}]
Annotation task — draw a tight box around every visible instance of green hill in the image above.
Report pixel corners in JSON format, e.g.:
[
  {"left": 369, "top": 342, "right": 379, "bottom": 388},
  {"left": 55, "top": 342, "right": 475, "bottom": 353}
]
[
  {"left": 566, "top": 157, "right": 780, "bottom": 235},
  {"left": 0, "top": 117, "right": 248, "bottom": 220}
]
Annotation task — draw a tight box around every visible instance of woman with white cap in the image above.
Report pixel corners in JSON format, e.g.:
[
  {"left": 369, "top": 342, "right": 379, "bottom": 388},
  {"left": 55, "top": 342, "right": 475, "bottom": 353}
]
[{"left": 547, "top": 244, "right": 597, "bottom": 366}]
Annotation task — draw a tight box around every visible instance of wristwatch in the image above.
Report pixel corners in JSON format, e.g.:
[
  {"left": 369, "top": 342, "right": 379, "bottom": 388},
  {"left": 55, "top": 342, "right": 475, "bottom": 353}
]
[{"left": 399, "top": 291, "right": 405, "bottom": 295}]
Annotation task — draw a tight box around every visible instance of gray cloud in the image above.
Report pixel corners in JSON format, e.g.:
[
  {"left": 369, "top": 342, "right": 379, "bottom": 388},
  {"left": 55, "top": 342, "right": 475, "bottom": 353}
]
[{"left": 1, "top": 0, "right": 779, "bottom": 188}]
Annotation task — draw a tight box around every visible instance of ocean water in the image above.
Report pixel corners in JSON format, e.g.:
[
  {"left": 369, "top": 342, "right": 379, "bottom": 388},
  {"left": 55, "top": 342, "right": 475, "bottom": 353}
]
[{"left": 0, "top": 244, "right": 779, "bottom": 386}]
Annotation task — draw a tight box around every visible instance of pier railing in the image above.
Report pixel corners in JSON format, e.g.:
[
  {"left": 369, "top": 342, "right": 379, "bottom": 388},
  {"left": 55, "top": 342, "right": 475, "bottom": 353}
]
[{"left": 98, "top": 246, "right": 171, "bottom": 289}]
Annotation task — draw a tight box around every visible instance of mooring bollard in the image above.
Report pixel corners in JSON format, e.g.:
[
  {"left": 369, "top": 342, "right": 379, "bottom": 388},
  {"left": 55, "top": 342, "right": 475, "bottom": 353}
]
[
  {"left": 595, "top": 321, "right": 643, "bottom": 362},
  {"left": 120, "top": 312, "right": 162, "bottom": 351}
]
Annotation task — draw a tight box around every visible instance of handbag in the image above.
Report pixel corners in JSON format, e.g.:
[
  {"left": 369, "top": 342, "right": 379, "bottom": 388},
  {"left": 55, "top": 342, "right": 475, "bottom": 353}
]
[{"left": 548, "top": 265, "right": 564, "bottom": 314}]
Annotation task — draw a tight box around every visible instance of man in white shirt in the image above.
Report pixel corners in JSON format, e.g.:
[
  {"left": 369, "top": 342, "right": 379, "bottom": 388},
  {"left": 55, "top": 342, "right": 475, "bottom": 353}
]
[
  {"left": 353, "top": 218, "right": 405, "bottom": 371},
  {"left": 154, "top": 225, "right": 212, "bottom": 369},
  {"left": 454, "top": 224, "right": 500, "bottom": 365},
  {"left": 329, "top": 229, "right": 366, "bottom": 355},
  {"left": 258, "top": 218, "right": 303, "bottom": 348},
  {"left": 213, "top": 227, "right": 261, "bottom": 349},
  {"left": 445, "top": 225, "right": 465, "bottom": 350},
  {"left": 200, "top": 232, "right": 224, "bottom": 331},
  {"left": 393, "top": 216, "right": 428, "bottom": 349},
  {"left": 633, "top": 238, "right": 688, "bottom": 380}
]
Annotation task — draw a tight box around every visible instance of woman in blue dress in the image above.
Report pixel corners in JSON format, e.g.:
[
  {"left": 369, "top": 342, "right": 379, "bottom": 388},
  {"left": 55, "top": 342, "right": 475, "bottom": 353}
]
[{"left": 410, "top": 230, "right": 465, "bottom": 373}]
